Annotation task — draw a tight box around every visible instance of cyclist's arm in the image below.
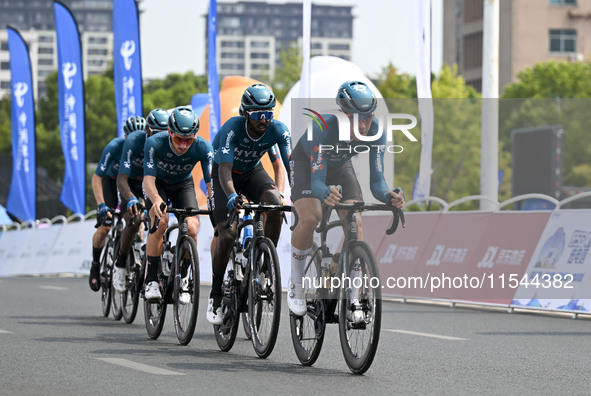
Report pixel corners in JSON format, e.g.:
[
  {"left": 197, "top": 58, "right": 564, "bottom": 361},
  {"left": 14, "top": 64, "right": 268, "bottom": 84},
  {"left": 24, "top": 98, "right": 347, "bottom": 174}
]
[
  {"left": 268, "top": 145, "right": 285, "bottom": 192},
  {"left": 116, "top": 173, "right": 133, "bottom": 201},
  {"left": 369, "top": 142, "right": 390, "bottom": 203},
  {"left": 218, "top": 162, "right": 237, "bottom": 198},
  {"left": 276, "top": 131, "right": 292, "bottom": 187},
  {"left": 91, "top": 173, "right": 105, "bottom": 205}
]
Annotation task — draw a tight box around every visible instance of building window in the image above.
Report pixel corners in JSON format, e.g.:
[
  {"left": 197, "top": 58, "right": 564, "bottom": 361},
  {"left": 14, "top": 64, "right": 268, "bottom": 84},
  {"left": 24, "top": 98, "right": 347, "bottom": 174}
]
[
  {"left": 250, "top": 52, "right": 269, "bottom": 59},
  {"left": 88, "top": 48, "right": 108, "bottom": 55},
  {"left": 39, "top": 35, "right": 54, "bottom": 43},
  {"left": 88, "top": 37, "right": 108, "bottom": 44},
  {"left": 38, "top": 47, "right": 53, "bottom": 54},
  {"left": 1, "top": 41, "right": 8, "bottom": 51},
  {"left": 462, "top": 32, "right": 483, "bottom": 69},
  {"left": 1, "top": 81, "right": 10, "bottom": 89},
  {"left": 550, "top": 0, "right": 576, "bottom": 5},
  {"left": 549, "top": 29, "right": 576, "bottom": 53},
  {"left": 39, "top": 59, "right": 53, "bottom": 66},
  {"left": 221, "top": 41, "right": 244, "bottom": 48},
  {"left": 328, "top": 43, "right": 350, "bottom": 51},
  {"left": 251, "top": 41, "right": 270, "bottom": 48},
  {"left": 1, "top": 62, "right": 10, "bottom": 70}
]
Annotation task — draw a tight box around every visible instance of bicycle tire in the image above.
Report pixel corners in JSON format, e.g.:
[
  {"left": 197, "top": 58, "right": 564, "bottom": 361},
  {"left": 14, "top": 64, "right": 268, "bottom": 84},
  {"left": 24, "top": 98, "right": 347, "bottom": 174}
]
[
  {"left": 338, "top": 241, "right": 382, "bottom": 375},
  {"left": 241, "top": 312, "right": 252, "bottom": 340},
  {"left": 100, "top": 237, "right": 114, "bottom": 317},
  {"left": 111, "top": 235, "right": 123, "bottom": 321},
  {"left": 173, "top": 236, "right": 200, "bottom": 345},
  {"left": 290, "top": 243, "right": 326, "bottom": 366},
  {"left": 248, "top": 237, "right": 281, "bottom": 358},
  {"left": 214, "top": 249, "right": 240, "bottom": 351},
  {"left": 121, "top": 249, "right": 141, "bottom": 324}
]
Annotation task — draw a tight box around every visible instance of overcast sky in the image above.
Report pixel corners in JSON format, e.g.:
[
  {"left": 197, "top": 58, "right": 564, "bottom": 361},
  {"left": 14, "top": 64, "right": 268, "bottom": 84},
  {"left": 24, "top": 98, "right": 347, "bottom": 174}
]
[{"left": 138, "top": 0, "right": 443, "bottom": 80}]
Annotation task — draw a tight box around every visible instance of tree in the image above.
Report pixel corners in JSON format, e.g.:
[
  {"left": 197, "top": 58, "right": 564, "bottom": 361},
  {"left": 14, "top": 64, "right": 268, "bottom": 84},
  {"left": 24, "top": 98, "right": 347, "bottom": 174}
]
[
  {"left": 0, "top": 97, "right": 10, "bottom": 152},
  {"left": 501, "top": 60, "right": 591, "bottom": 190},
  {"left": 143, "top": 72, "right": 209, "bottom": 111},
  {"left": 272, "top": 46, "right": 302, "bottom": 103}
]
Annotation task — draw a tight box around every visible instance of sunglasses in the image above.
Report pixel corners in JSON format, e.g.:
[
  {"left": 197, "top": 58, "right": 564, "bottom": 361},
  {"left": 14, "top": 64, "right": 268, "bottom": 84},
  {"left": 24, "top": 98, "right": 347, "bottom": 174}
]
[
  {"left": 169, "top": 131, "right": 196, "bottom": 146},
  {"left": 347, "top": 112, "right": 374, "bottom": 123},
  {"left": 247, "top": 110, "right": 274, "bottom": 121}
]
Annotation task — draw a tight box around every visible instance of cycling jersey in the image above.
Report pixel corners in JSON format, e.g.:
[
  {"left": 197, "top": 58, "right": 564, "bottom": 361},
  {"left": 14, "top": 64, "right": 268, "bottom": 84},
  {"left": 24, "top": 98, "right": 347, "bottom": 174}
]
[
  {"left": 212, "top": 128, "right": 282, "bottom": 163},
  {"left": 95, "top": 137, "right": 125, "bottom": 179},
  {"left": 144, "top": 131, "right": 214, "bottom": 184},
  {"left": 119, "top": 131, "right": 147, "bottom": 181},
  {"left": 295, "top": 114, "right": 389, "bottom": 202},
  {"left": 213, "top": 116, "right": 291, "bottom": 173}
]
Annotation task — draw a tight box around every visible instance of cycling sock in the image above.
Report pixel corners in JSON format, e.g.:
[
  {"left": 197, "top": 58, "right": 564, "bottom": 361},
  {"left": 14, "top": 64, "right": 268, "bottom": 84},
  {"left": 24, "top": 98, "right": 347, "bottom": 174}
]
[
  {"left": 290, "top": 246, "right": 310, "bottom": 284},
  {"left": 210, "top": 269, "right": 225, "bottom": 298},
  {"left": 146, "top": 256, "right": 160, "bottom": 283},
  {"left": 92, "top": 247, "right": 102, "bottom": 263}
]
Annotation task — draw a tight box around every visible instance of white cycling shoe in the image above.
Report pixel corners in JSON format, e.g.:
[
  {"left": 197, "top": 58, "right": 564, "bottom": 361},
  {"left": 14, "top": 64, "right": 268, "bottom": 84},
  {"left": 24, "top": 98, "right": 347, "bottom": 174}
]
[
  {"left": 347, "top": 299, "right": 365, "bottom": 324},
  {"left": 287, "top": 278, "right": 307, "bottom": 316},
  {"left": 112, "top": 266, "right": 126, "bottom": 293},
  {"left": 144, "top": 281, "right": 162, "bottom": 301},
  {"left": 207, "top": 297, "right": 223, "bottom": 325},
  {"left": 178, "top": 277, "right": 191, "bottom": 305}
]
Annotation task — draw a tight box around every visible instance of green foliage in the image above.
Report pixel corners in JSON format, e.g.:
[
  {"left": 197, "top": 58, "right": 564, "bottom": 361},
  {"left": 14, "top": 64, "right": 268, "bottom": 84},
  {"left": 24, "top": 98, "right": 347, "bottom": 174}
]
[
  {"left": 272, "top": 45, "right": 303, "bottom": 103},
  {"left": 143, "top": 72, "right": 209, "bottom": 112},
  {"left": 0, "top": 96, "right": 10, "bottom": 152}
]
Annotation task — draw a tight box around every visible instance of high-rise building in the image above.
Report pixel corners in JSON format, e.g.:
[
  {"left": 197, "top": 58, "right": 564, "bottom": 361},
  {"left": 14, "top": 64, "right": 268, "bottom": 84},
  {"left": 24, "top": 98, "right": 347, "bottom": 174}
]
[
  {"left": 208, "top": 1, "right": 354, "bottom": 82},
  {"left": 442, "top": 0, "right": 591, "bottom": 92},
  {"left": 0, "top": 0, "right": 113, "bottom": 99}
]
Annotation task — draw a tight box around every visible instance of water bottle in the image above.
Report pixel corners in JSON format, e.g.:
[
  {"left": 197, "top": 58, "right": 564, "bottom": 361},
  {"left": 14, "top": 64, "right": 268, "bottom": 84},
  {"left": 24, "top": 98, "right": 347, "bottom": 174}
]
[{"left": 242, "top": 213, "right": 253, "bottom": 250}]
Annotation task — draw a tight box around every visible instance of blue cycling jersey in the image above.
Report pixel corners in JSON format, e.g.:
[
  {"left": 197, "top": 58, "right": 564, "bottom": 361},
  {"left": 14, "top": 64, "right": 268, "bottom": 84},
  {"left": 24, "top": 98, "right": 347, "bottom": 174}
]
[
  {"left": 119, "top": 131, "right": 147, "bottom": 180},
  {"left": 213, "top": 116, "right": 291, "bottom": 173},
  {"left": 144, "top": 131, "right": 214, "bottom": 184},
  {"left": 95, "top": 137, "right": 125, "bottom": 179},
  {"left": 297, "top": 114, "right": 389, "bottom": 202}
]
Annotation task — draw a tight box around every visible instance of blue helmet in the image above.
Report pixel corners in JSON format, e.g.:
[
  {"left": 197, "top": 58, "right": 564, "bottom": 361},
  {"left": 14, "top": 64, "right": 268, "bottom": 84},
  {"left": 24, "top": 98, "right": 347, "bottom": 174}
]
[
  {"left": 146, "top": 108, "right": 169, "bottom": 131},
  {"left": 241, "top": 84, "right": 276, "bottom": 112},
  {"left": 168, "top": 107, "right": 199, "bottom": 136},
  {"left": 336, "top": 81, "right": 377, "bottom": 114},
  {"left": 123, "top": 116, "right": 146, "bottom": 136}
]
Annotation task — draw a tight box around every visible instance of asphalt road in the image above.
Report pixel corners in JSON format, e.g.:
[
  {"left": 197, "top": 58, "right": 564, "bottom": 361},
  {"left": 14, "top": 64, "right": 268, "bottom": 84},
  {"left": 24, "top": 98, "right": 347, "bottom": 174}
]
[{"left": 1, "top": 276, "right": 590, "bottom": 395}]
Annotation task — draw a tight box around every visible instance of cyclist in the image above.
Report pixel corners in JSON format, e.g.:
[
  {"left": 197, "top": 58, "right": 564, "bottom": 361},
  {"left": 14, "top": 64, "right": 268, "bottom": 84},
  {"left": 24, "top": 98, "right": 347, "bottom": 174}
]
[
  {"left": 288, "top": 80, "right": 405, "bottom": 317},
  {"left": 143, "top": 106, "right": 213, "bottom": 301},
  {"left": 88, "top": 117, "right": 142, "bottom": 291},
  {"left": 207, "top": 83, "right": 292, "bottom": 324},
  {"left": 112, "top": 111, "right": 169, "bottom": 292}
]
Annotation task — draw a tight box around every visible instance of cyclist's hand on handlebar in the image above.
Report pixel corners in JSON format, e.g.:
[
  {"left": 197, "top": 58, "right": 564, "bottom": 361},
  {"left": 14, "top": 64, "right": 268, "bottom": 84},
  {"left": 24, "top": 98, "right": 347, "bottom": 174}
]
[
  {"left": 323, "top": 185, "right": 342, "bottom": 207},
  {"left": 226, "top": 193, "right": 243, "bottom": 212},
  {"left": 97, "top": 203, "right": 111, "bottom": 218},
  {"left": 152, "top": 199, "right": 166, "bottom": 219},
  {"left": 385, "top": 187, "right": 405, "bottom": 209},
  {"left": 127, "top": 196, "right": 140, "bottom": 216}
]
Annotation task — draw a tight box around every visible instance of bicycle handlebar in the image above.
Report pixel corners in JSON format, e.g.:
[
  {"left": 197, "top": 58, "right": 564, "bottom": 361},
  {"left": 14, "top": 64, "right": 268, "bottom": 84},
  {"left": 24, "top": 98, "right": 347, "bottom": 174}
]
[{"left": 149, "top": 202, "right": 212, "bottom": 234}]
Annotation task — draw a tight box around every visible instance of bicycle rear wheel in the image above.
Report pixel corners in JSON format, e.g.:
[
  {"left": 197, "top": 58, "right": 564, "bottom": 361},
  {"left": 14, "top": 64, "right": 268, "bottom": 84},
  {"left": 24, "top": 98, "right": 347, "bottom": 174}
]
[
  {"left": 338, "top": 241, "right": 382, "bottom": 375},
  {"left": 100, "top": 238, "right": 114, "bottom": 317},
  {"left": 214, "top": 250, "right": 240, "bottom": 351},
  {"left": 173, "top": 236, "right": 200, "bottom": 345},
  {"left": 121, "top": 250, "right": 141, "bottom": 324},
  {"left": 241, "top": 312, "right": 252, "bottom": 340},
  {"left": 248, "top": 237, "right": 281, "bottom": 358},
  {"left": 290, "top": 243, "right": 326, "bottom": 366}
]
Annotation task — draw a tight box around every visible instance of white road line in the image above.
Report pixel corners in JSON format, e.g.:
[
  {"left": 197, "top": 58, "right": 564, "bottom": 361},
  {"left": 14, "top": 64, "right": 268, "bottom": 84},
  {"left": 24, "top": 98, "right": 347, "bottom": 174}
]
[
  {"left": 96, "top": 358, "right": 185, "bottom": 375},
  {"left": 385, "top": 329, "right": 469, "bottom": 341},
  {"left": 0, "top": 329, "right": 13, "bottom": 334},
  {"left": 39, "top": 285, "right": 68, "bottom": 291}
]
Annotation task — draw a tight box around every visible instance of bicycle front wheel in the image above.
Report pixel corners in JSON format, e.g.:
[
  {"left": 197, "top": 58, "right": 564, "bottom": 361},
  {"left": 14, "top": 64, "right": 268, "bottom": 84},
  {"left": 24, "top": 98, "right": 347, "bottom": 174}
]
[
  {"left": 338, "top": 241, "right": 382, "bottom": 375},
  {"left": 248, "top": 237, "right": 281, "bottom": 358},
  {"left": 121, "top": 250, "right": 141, "bottom": 324},
  {"left": 111, "top": 236, "right": 123, "bottom": 321},
  {"left": 100, "top": 237, "right": 114, "bottom": 317},
  {"left": 143, "top": 295, "right": 167, "bottom": 340},
  {"left": 290, "top": 243, "right": 325, "bottom": 366},
  {"left": 173, "top": 236, "right": 200, "bottom": 345}
]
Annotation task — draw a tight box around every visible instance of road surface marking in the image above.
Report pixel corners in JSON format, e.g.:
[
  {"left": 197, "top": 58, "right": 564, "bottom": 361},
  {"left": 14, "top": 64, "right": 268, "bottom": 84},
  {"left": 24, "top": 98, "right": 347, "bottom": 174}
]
[
  {"left": 385, "top": 329, "right": 469, "bottom": 341},
  {"left": 96, "top": 358, "right": 185, "bottom": 375},
  {"left": 0, "top": 329, "right": 13, "bottom": 334},
  {"left": 39, "top": 285, "right": 68, "bottom": 291}
]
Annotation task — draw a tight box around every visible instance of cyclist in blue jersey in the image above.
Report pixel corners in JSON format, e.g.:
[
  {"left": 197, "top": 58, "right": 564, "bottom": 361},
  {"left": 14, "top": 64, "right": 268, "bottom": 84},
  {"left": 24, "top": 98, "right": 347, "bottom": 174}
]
[
  {"left": 112, "top": 111, "right": 169, "bottom": 292},
  {"left": 207, "top": 83, "right": 292, "bottom": 324},
  {"left": 143, "top": 107, "right": 214, "bottom": 301},
  {"left": 88, "top": 118, "right": 143, "bottom": 291},
  {"left": 288, "top": 80, "right": 405, "bottom": 316}
]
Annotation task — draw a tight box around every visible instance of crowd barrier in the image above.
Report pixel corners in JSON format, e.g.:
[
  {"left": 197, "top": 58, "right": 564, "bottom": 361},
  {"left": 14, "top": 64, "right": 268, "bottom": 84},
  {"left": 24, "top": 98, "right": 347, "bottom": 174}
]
[{"left": 1, "top": 193, "right": 590, "bottom": 316}]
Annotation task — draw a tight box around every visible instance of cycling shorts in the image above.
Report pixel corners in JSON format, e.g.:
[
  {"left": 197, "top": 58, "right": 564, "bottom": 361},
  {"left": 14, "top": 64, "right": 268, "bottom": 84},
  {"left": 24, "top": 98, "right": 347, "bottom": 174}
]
[
  {"left": 290, "top": 143, "right": 362, "bottom": 203},
  {"left": 144, "top": 178, "right": 199, "bottom": 218},
  {"left": 210, "top": 162, "right": 278, "bottom": 227}
]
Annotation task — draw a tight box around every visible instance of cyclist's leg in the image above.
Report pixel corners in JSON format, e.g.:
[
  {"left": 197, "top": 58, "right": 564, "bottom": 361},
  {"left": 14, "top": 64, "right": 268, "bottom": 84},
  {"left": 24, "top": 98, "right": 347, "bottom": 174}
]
[
  {"left": 90, "top": 177, "right": 118, "bottom": 291},
  {"left": 334, "top": 160, "right": 364, "bottom": 241},
  {"left": 144, "top": 180, "right": 169, "bottom": 298},
  {"left": 240, "top": 164, "right": 282, "bottom": 246},
  {"left": 209, "top": 164, "right": 237, "bottom": 323},
  {"left": 170, "top": 178, "right": 200, "bottom": 246}
]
